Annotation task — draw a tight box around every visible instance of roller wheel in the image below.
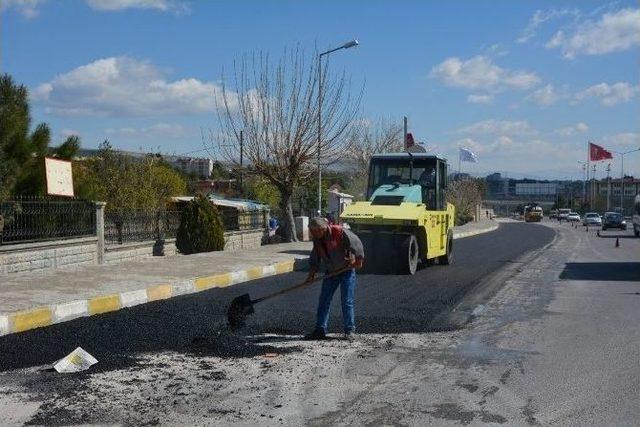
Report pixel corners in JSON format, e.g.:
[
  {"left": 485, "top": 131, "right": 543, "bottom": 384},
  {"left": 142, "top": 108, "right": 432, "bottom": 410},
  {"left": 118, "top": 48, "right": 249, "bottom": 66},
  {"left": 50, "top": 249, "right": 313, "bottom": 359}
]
[
  {"left": 397, "top": 234, "right": 419, "bottom": 275},
  {"left": 438, "top": 231, "right": 454, "bottom": 265}
]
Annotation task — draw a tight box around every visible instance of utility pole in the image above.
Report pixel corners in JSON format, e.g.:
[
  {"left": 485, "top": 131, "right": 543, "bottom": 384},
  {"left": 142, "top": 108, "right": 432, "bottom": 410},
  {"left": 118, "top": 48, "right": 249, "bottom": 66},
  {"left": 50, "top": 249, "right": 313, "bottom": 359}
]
[
  {"left": 403, "top": 116, "right": 408, "bottom": 150},
  {"left": 239, "top": 130, "right": 244, "bottom": 195},
  {"left": 606, "top": 163, "right": 611, "bottom": 211},
  {"left": 590, "top": 164, "right": 596, "bottom": 210}
]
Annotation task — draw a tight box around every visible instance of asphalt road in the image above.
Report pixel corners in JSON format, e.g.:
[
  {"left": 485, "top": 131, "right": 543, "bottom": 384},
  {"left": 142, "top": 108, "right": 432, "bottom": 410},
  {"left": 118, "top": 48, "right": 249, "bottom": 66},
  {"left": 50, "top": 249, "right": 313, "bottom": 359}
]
[
  {"left": 0, "top": 223, "right": 554, "bottom": 373},
  {"left": 0, "top": 222, "right": 562, "bottom": 426}
]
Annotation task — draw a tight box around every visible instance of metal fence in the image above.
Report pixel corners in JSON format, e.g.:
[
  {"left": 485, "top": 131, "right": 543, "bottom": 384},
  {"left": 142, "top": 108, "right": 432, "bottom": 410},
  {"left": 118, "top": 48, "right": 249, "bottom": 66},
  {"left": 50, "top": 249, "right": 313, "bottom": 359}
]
[
  {"left": 104, "top": 210, "right": 181, "bottom": 245},
  {"left": 0, "top": 198, "right": 96, "bottom": 245}
]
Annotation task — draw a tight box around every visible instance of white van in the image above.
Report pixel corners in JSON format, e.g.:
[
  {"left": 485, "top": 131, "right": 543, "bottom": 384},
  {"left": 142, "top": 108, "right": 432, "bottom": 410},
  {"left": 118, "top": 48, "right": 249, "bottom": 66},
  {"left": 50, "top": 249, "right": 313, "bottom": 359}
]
[{"left": 633, "top": 194, "right": 640, "bottom": 237}]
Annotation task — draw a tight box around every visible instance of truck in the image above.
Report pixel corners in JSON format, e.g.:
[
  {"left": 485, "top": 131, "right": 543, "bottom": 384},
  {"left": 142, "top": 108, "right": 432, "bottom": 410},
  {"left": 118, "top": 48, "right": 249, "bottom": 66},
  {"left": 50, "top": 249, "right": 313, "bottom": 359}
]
[
  {"left": 340, "top": 153, "right": 455, "bottom": 275},
  {"left": 524, "top": 204, "right": 543, "bottom": 222}
]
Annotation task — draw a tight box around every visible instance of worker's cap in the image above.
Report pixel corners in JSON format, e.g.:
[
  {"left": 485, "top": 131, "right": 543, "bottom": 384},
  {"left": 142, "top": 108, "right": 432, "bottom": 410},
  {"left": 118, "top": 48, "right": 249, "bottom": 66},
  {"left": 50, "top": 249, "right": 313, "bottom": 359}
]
[{"left": 309, "top": 217, "right": 329, "bottom": 229}]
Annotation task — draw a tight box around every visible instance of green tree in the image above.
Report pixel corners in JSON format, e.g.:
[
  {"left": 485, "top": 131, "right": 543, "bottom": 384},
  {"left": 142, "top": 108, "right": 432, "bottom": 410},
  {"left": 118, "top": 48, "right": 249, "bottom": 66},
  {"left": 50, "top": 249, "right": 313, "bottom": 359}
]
[
  {"left": 176, "top": 194, "right": 225, "bottom": 254},
  {"left": 0, "top": 74, "right": 84, "bottom": 198},
  {"left": 0, "top": 74, "right": 60, "bottom": 199},
  {"left": 74, "top": 141, "right": 187, "bottom": 242},
  {"left": 244, "top": 175, "right": 280, "bottom": 209}
]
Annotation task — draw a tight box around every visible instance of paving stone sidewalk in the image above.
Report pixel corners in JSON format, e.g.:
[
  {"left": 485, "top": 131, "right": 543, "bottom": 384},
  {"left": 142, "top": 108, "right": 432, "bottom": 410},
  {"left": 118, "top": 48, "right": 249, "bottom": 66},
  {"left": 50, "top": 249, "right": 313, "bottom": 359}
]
[{"left": 0, "top": 220, "right": 497, "bottom": 336}]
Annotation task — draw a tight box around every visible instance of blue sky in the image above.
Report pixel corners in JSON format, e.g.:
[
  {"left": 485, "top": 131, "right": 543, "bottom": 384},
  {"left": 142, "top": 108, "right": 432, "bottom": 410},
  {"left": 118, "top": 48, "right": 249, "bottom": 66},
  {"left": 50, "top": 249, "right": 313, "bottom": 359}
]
[{"left": 2, "top": 0, "right": 639, "bottom": 179}]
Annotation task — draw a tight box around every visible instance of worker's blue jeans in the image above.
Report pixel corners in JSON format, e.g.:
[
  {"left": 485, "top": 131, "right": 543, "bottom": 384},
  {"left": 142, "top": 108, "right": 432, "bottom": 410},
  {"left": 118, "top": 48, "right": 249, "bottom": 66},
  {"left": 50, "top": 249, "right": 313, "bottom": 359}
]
[{"left": 315, "top": 269, "right": 356, "bottom": 333}]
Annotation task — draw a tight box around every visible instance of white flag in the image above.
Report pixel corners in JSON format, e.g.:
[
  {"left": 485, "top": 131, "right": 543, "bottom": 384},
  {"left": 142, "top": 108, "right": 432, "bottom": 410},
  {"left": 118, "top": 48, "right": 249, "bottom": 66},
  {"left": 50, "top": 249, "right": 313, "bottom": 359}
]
[{"left": 459, "top": 147, "right": 478, "bottom": 163}]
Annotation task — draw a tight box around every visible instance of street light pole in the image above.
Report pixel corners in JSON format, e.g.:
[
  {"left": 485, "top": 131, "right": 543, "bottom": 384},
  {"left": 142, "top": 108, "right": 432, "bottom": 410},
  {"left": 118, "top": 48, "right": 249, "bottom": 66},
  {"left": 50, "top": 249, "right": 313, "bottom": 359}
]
[
  {"left": 613, "top": 148, "right": 640, "bottom": 214},
  {"left": 317, "top": 39, "right": 359, "bottom": 216}
]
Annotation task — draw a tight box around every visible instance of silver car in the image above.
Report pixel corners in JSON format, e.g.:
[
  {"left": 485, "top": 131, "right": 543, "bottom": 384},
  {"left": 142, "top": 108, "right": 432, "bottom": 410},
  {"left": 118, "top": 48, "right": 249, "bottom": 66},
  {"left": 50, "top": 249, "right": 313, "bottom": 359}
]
[{"left": 583, "top": 212, "right": 602, "bottom": 226}]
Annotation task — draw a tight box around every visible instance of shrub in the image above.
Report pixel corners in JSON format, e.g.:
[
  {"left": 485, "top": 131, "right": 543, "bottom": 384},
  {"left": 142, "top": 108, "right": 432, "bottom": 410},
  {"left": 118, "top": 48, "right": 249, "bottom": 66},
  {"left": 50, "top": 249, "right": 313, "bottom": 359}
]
[{"left": 176, "top": 195, "right": 225, "bottom": 254}]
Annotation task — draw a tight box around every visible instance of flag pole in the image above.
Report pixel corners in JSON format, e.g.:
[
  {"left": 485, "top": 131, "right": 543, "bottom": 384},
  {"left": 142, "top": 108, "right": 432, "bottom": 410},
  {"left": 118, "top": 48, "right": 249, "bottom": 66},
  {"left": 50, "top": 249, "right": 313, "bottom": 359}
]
[{"left": 586, "top": 141, "right": 590, "bottom": 210}]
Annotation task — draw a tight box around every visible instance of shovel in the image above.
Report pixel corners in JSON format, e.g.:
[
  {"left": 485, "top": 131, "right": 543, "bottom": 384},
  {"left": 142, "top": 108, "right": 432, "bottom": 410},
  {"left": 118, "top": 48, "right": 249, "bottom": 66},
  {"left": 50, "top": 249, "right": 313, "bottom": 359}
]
[{"left": 227, "top": 266, "right": 351, "bottom": 329}]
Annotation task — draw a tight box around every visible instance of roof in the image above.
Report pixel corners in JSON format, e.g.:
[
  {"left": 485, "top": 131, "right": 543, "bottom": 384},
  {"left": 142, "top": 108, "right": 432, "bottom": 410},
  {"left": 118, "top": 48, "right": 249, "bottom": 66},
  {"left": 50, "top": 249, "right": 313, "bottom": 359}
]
[
  {"left": 370, "top": 153, "right": 448, "bottom": 162},
  {"left": 328, "top": 189, "right": 354, "bottom": 199},
  {"left": 171, "top": 195, "right": 269, "bottom": 211}
]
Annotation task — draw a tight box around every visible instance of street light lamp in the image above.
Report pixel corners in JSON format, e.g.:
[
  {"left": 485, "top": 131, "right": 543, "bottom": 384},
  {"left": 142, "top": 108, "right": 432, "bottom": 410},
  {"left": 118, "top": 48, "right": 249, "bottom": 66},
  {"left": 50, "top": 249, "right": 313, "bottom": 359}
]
[
  {"left": 612, "top": 147, "right": 640, "bottom": 214},
  {"left": 317, "top": 39, "right": 359, "bottom": 216}
]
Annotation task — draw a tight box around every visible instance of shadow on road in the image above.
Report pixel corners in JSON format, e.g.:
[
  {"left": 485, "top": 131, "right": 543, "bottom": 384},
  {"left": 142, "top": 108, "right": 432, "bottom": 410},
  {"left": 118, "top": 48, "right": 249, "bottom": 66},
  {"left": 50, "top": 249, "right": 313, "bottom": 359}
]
[{"left": 559, "top": 262, "right": 640, "bottom": 281}]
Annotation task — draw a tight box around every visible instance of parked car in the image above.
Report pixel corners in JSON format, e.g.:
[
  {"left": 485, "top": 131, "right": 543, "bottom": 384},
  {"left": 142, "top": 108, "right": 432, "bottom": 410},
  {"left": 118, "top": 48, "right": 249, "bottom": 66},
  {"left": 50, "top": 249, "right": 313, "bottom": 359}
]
[
  {"left": 602, "top": 212, "right": 626, "bottom": 230},
  {"left": 634, "top": 194, "right": 640, "bottom": 237},
  {"left": 567, "top": 212, "right": 581, "bottom": 222},
  {"left": 582, "top": 212, "right": 602, "bottom": 226},
  {"left": 558, "top": 208, "right": 571, "bottom": 221}
]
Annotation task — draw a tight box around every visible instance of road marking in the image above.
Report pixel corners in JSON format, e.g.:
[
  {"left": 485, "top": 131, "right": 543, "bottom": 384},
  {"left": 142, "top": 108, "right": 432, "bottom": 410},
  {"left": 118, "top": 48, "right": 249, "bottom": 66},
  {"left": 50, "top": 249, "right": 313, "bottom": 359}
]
[
  {"left": 275, "top": 260, "right": 295, "bottom": 274},
  {"left": 231, "top": 270, "right": 248, "bottom": 284},
  {"left": 11, "top": 307, "right": 53, "bottom": 333},
  {"left": 147, "top": 284, "right": 172, "bottom": 301},
  {"left": 54, "top": 300, "right": 89, "bottom": 322},
  {"left": 262, "top": 265, "right": 276, "bottom": 277},
  {"left": 0, "top": 315, "right": 10, "bottom": 336},
  {"left": 120, "top": 290, "right": 148, "bottom": 308},
  {"left": 88, "top": 295, "right": 121, "bottom": 315},
  {"left": 195, "top": 273, "right": 232, "bottom": 290},
  {"left": 171, "top": 280, "right": 195, "bottom": 296},
  {"left": 246, "top": 266, "right": 264, "bottom": 280}
]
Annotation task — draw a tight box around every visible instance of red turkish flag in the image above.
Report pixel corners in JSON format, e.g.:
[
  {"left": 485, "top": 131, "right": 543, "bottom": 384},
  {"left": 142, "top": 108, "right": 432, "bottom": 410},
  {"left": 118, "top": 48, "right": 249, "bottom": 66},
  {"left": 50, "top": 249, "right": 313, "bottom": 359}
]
[
  {"left": 589, "top": 142, "right": 613, "bottom": 161},
  {"left": 405, "top": 132, "right": 415, "bottom": 149}
]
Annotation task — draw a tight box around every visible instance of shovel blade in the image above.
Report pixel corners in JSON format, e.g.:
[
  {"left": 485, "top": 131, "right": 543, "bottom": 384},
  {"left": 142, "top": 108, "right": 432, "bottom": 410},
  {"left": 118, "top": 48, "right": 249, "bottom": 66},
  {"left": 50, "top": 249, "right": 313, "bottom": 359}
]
[{"left": 227, "top": 293, "right": 255, "bottom": 329}]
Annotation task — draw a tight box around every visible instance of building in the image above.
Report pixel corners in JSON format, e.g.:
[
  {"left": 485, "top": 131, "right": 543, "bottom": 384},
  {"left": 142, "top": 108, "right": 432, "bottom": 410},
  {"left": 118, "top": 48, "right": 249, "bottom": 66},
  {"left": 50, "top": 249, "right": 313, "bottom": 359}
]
[
  {"left": 589, "top": 176, "right": 640, "bottom": 214},
  {"left": 168, "top": 156, "right": 213, "bottom": 179}
]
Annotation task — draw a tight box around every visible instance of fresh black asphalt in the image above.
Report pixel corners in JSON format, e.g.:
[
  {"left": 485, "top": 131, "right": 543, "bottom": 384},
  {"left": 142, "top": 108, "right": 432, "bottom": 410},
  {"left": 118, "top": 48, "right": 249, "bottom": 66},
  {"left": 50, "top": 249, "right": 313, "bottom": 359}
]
[{"left": 0, "top": 223, "right": 555, "bottom": 372}]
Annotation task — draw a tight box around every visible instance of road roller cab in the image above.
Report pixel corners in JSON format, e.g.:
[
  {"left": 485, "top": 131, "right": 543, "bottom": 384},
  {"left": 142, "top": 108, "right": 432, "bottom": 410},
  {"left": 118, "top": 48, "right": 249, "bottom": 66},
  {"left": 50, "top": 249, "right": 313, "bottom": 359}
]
[{"left": 341, "top": 153, "right": 455, "bottom": 274}]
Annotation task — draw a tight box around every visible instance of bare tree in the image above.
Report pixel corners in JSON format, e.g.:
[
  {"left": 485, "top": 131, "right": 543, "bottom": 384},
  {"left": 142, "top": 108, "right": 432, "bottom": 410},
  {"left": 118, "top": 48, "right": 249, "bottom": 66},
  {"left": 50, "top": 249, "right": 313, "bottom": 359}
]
[
  {"left": 346, "top": 118, "right": 403, "bottom": 197},
  {"left": 446, "top": 178, "right": 482, "bottom": 225},
  {"left": 213, "top": 47, "right": 362, "bottom": 242}
]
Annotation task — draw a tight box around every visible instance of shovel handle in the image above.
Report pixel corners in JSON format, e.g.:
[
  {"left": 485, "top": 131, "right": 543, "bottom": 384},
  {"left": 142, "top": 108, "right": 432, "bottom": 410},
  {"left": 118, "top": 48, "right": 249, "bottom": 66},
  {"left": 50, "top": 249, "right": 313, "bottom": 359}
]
[{"left": 252, "top": 266, "right": 351, "bottom": 304}]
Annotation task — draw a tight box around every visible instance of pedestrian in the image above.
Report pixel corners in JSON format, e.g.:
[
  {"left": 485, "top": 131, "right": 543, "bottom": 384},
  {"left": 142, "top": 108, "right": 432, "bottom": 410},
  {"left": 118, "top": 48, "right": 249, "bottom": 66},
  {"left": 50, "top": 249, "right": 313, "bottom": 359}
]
[{"left": 304, "top": 217, "right": 364, "bottom": 341}]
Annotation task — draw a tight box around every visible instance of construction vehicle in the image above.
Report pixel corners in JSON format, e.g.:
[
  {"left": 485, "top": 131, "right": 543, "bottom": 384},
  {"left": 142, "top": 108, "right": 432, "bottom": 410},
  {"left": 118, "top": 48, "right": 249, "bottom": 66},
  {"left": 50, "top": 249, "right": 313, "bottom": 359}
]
[
  {"left": 340, "top": 153, "right": 455, "bottom": 275},
  {"left": 524, "top": 204, "right": 543, "bottom": 222}
]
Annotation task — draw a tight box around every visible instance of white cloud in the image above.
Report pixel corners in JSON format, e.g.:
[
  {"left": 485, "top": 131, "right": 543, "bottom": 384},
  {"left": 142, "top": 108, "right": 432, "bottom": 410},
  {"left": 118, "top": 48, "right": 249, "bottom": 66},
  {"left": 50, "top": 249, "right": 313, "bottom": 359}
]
[
  {"left": 602, "top": 132, "right": 640, "bottom": 149},
  {"left": 457, "top": 119, "right": 535, "bottom": 136},
  {"left": 85, "top": 0, "right": 189, "bottom": 13},
  {"left": 467, "top": 94, "right": 494, "bottom": 104},
  {"left": 105, "top": 123, "right": 192, "bottom": 139},
  {"left": 0, "top": 0, "right": 45, "bottom": 18},
  {"left": 554, "top": 122, "right": 589, "bottom": 136},
  {"left": 61, "top": 128, "right": 80, "bottom": 137},
  {"left": 528, "top": 84, "right": 559, "bottom": 106},
  {"left": 574, "top": 82, "right": 639, "bottom": 106},
  {"left": 33, "top": 56, "right": 231, "bottom": 117},
  {"left": 429, "top": 56, "right": 539, "bottom": 91},
  {"left": 546, "top": 8, "right": 640, "bottom": 58},
  {"left": 517, "top": 8, "right": 580, "bottom": 43}
]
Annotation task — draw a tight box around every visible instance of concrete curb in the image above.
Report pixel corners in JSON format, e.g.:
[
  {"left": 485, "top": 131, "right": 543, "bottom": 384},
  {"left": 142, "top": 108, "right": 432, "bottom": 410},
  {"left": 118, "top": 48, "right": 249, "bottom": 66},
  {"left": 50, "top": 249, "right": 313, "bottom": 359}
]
[
  {"left": 452, "top": 222, "right": 499, "bottom": 240},
  {"left": 0, "top": 259, "right": 301, "bottom": 338}
]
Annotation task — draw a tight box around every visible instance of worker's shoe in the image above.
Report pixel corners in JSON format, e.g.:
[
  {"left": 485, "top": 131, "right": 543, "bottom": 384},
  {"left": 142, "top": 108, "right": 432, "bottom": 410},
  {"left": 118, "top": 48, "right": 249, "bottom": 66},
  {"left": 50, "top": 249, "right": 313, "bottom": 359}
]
[
  {"left": 304, "top": 328, "right": 327, "bottom": 341},
  {"left": 344, "top": 331, "right": 356, "bottom": 342}
]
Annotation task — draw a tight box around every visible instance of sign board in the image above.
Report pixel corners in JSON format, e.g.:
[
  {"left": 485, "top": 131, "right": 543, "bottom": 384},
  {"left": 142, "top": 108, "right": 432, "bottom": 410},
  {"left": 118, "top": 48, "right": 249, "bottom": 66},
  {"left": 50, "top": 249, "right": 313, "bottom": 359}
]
[{"left": 45, "top": 157, "right": 74, "bottom": 197}]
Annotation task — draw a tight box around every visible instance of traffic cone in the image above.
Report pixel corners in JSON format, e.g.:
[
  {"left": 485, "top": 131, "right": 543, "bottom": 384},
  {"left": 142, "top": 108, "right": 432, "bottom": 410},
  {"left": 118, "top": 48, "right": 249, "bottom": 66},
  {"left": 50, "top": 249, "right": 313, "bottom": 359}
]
[{"left": 615, "top": 237, "right": 620, "bottom": 247}]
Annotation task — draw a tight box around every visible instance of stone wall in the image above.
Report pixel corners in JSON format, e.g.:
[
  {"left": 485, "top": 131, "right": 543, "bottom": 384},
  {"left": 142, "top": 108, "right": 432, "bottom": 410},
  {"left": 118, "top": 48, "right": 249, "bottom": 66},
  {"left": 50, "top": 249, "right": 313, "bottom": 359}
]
[
  {"left": 223, "top": 229, "right": 266, "bottom": 251},
  {"left": 104, "top": 239, "right": 178, "bottom": 264},
  {"left": 0, "top": 237, "right": 98, "bottom": 275},
  {"left": 0, "top": 229, "right": 266, "bottom": 275}
]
